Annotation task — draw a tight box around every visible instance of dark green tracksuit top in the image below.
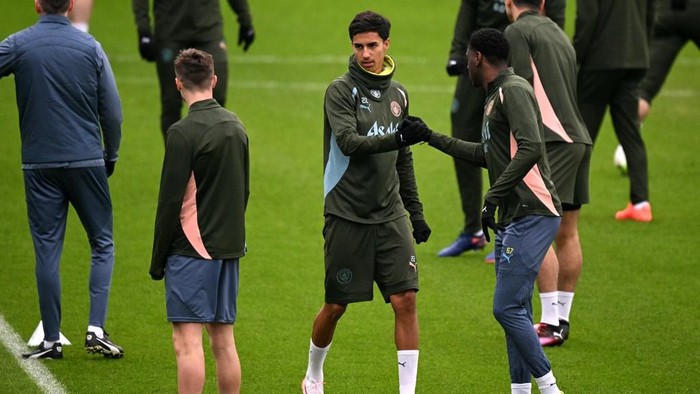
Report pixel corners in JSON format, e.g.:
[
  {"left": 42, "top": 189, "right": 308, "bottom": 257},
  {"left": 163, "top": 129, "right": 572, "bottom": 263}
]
[
  {"left": 505, "top": 11, "right": 592, "bottom": 145},
  {"left": 132, "top": 0, "right": 252, "bottom": 41},
  {"left": 323, "top": 55, "right": 424, "bottom": 224},
  {"left": 448, "top": 0, "right": 566, "bottom": 65},
  {"left": 151, "top": 99, "right": 249, "bottom": 280},
  {"left": 574, "top": 0, "right": 655, "bottom": 69},
  {"left": 428, "top": 70, "right": 561, "bottom": 226}
]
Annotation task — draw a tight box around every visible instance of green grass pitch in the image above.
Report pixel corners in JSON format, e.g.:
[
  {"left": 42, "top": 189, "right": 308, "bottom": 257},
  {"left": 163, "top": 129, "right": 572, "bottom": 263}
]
[{"left": 1, "top": 1, "right": 698, "bottom": 393}]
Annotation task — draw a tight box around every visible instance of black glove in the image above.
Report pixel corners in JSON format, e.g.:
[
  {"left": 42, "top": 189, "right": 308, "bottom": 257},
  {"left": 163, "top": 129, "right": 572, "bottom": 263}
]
[
  {"left": 105, "top": 161, "right": 116, "bottom": 177},
  {"left": 238, "top": 25, "right": 255, "bottom": 51},
  {"left": 396, "top": 116, "right": 432, "bottom": 147},
  {"left": 446, "top": 58, "right": 466, "bottom": 76},
  {"left": 411, "top": 219, "right": 431, "bottom": 244},
  {"left": 481, "top": 202, "right": 497, "bottom": 242},
  {"left": 138, "top": 33, "right": 157, "bottom": 62}
]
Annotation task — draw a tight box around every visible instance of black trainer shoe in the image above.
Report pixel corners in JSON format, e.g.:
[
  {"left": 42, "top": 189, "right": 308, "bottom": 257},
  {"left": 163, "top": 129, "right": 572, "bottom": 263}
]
[
  {"left": 559, "top": 319, "right": 570, "bottom": 340},
  {"left": 85, "top": 331, "right": 124, "bottom": 358},
  {"left": 22, "top": 342, "right": 63, "bottom": 359}
]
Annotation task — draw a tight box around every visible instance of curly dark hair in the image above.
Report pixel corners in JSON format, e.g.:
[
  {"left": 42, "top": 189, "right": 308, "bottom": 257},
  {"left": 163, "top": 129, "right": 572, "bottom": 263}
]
[{"left": 469, "top": 28, "right": 510, "bottom": 65}]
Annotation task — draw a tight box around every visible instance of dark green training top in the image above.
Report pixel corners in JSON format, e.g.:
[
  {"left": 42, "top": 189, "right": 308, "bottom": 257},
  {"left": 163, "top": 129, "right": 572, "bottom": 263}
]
[
  {"left": 323, "top": 55, "right": 424, "bottom": 224},
  {"left": 428, "top": 69, "right": 561, "bottom": 226},
  {"left": 574, "top": 0, "right": 655, "bottom": 69},
  {"left": 132, "top": 0, "right": 252, "bottom": 41},
  {"left": 505, "top": 10, "right": 591, "bottom": 145},
  {"left": 448, "top": 0, "right": 566, "bottom": 65},
  {"left": 151, "top": 99, "right": 249, "bottom": 280}
]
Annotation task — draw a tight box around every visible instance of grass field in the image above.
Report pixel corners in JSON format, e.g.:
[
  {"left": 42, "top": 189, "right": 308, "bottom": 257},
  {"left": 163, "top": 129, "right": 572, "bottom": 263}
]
[{"left": 1, "top": 1, "right": 699, "bottom": 393}]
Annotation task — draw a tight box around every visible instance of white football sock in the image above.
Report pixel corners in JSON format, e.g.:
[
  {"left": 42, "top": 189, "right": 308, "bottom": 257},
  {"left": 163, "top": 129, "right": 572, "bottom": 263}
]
[
  {"left": 305, "top": 339, "right": 330, "bottom": 383},
  {"left": 43, "top": 340, "right": 56, "bottom": 348},
  {"left": 634, "top": 201, "right": 650, "bottom": 210},
  {"left": 539, "top": 292, "right": 559, "bottom": 325},
  {"left": 557, "top": 291, "right": 575, "bottom": 322},
  {"left": 535, "top": 371, "right": 560, "bottom": 394},
  {"left": 397, "top": 350, "right": 419, "bottom": 394},
  {"left": 511, "top": 382, "right": 531, "bottom": 393},
  {"left": 88, "top": 325, "right": 104, "bottom": 338}
]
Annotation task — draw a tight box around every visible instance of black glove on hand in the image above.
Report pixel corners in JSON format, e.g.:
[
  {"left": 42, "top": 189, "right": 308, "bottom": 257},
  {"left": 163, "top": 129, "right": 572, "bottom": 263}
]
[
  {"left": 446, "top": 58, "right": 466, "bottom": 76},
  {"left": 396, "top": 116, "right": 432, "bottom": 147},
  {"left": 481, "top": 202, "right": 497, "bottom": 242},
  {"left": 411, "top": 220, "right": 432, "bottom": 244},
  {"left": 238, "top": 25, "right": 255, "bottom": 51},
  {"left": 105, "top": 161, "right": 116, "bottom": 177},
  {"left": 138, "top": 33, "right": 157, "bottom": 62}
]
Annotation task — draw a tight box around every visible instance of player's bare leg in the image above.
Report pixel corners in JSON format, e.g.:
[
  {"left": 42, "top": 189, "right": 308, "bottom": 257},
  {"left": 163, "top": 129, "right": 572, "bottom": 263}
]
[
  {"left": 172, "top": 323, "right": 205, "bottom": 394},
  {"left": 303, "top": 303, "right": 347, "bottom": 391},
  {"left": 390, "top": 290, "right": 418, "bottom": 349},
  {"left": 537, "top": 247, "right": 560, "bottom": 323},
  {"left": 311, "top": 303, "right": 347, "bottom": 348},
  {"left": 206, "top": 323, "right": 241, "bottom": 394},
  {"left": 390, "top": 290, "right": 419, "bottom": 394},
  {"left": 555, "top": 209, "right": 582, "bottom": 305}
]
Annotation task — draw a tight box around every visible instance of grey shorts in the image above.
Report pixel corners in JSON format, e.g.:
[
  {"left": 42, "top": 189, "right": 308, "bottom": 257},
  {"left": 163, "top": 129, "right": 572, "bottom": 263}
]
[
  {"left": 546, "top": 142, "right": 591, "bottom": 209},
  {"left": 323, "top": 215, "right": 418, "bottom": 304},
  {"left": 164, "top": 255, "right": 239, "bottom": 323}
]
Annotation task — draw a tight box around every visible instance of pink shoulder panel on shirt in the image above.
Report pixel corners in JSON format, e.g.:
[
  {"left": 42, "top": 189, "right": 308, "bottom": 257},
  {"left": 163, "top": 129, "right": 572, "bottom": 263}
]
[
  {"left": 509, "top": 133, "right": 560, "bottom": 216},
  {"left": 530, "top": 57, "right": 573, "bottom": 143}
]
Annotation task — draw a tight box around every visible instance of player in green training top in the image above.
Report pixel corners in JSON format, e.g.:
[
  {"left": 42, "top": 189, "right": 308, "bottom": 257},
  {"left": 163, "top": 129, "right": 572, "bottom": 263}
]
[
  {"left": 151, "top": 48, "right": 249, "bottom": 394},
  {"left": 301, "top": 11, "right": 431, "bottom": 394},
  {"left": 504, "top": 0, "right": 593, "bottom": 347},
  {"left": 439, "top": 0, "right": 565, "bottom": 259},
  {"left": 401, "top": 28, "right": 565, "bottom": 394}
]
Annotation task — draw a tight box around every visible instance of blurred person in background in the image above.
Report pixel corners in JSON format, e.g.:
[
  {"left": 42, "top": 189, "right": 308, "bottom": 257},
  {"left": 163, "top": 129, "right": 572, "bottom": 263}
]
[
  {"left": 574, "top": 0, "right": 656, "bottom": 222},
  {"left": 132, "top": 0, "right": 255, "bottom": 141}
]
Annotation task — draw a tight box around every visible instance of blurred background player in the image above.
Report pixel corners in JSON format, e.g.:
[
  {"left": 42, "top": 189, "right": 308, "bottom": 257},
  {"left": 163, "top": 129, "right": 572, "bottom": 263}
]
[
  {"left": 574, "top": 0, "right": 656, "bottom": 222},
  {"left": 301, "top": 11, "right": 430, "bottom": 394},
  {"left": 1, "top": 0, "right": 123, "bottom": 359},
  {"left": 614, "top": 0, "right": 699, "bottom": 177},
  {"left": 150, "top": 48, "right": 249, "bottom": 394},
  {"left": 504, "top": 0, "right": 592, "bottom": 347},
  {"left": 639, "top": 0, "right": 700, "bottom": 120},
  {"left": 68, "top": 0, "right": 93, "bottom": 32},
  {"left": 439, "top": 0, "right": 564, "bottom": 259},
  {"left": 132, "top": 0, "right": 255, "bottom": 141}
]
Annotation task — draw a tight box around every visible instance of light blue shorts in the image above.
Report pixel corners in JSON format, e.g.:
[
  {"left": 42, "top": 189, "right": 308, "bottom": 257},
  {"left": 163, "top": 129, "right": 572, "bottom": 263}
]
[{"left": 164, "top": 255, "right": 239, "bottom": 323}]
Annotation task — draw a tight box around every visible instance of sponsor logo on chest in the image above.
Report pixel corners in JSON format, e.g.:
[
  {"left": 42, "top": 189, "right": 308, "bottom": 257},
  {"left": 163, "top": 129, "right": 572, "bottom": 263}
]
[{"left": 366, "top": 121, "right": 399, "bottom": 136}]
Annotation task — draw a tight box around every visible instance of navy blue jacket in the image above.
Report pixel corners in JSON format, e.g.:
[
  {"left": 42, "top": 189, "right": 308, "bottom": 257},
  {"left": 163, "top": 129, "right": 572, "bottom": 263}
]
[{"left": 0, "top": 14, "right": 121, "bottom": 167}]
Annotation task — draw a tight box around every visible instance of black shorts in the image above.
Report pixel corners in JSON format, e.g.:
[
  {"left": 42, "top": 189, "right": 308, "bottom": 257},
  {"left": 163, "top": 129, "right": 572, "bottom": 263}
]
[{"left": 323, "top": 215, "right": 418, "bottom": 304}]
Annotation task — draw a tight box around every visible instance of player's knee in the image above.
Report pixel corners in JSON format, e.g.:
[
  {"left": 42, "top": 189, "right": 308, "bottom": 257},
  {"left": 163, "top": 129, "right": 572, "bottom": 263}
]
[
  {"left": 323, "top": 303, "right": 347, "bottom": 321},
  {"left": 390, "top": 290, "right": 417, "bottom": 315}
]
